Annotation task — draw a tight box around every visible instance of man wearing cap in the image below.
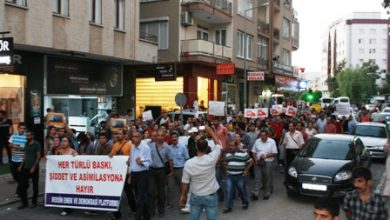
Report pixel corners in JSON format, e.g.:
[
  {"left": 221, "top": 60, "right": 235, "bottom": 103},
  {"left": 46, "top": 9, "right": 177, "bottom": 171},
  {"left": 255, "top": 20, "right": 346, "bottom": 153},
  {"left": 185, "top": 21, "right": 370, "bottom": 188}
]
[
  {"left": 187, "top": 127, "right": 199, "bottom": 158},
  {"left": 167, "top": 131, "right": 189, "bottom": 208},
  {"left": 180, "top": 126, "right": 221, "bottom": 220}
]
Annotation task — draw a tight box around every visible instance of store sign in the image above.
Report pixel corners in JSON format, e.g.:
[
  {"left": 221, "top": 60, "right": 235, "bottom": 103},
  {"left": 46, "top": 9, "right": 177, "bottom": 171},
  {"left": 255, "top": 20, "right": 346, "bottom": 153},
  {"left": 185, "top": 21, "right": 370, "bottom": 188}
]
[
  {"left": 47, "top": 57, "right": 123, "bottom": 96},
  {"left": 216, "top": 63, "right": 235, "bottom": 75},
  {"left": 272, "top": 61, "right": 294, "bottom": 76},
  {"left": 155, "top": 64, "right": 176, "bottom": 81},
  {"left": 275, "top": 75, "right": 298, "bottom": 92},
  {"left": 247, "top": 71, "right": 265, "bottom": 81},
  {"left": 0, "top": 37, "right": 14, "bottom": 66}
]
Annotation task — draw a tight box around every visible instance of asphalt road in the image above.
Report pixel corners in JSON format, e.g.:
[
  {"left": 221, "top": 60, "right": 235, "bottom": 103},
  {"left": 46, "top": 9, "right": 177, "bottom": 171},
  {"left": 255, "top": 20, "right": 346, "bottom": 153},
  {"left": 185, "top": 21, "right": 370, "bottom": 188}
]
[{"left": 0, "top": 161, "right": 386, "bottom": 220}]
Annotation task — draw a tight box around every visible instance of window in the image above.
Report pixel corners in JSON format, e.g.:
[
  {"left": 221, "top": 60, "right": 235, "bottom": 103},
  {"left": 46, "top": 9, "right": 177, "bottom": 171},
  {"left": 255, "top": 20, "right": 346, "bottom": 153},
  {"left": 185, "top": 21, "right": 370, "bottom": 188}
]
[
  {"left": 237, "top": 31, "right": 252, "bottom": 59},
  {"left": 383, "top": 59, "right": 387, "bottom": 65},
  {"left": 215, "top": 29, "right": 226, "bottom": 46},
  {"left": 282, "top": 17, "right": 290, "bottom": 38},
  {"left": 370, "top": 28, "right": 376, "bottom": 34},
  {"left": 383, "top": 49, "right": 387, "bottom": 54},
  {"left": 140, "top": 20, "right": 169, "bottom": 49},
  {"left": 359, "top": 59, "right": 364, "bottom": 63},
  {"left": 358, "top": 48, "right": 364, "bottom": 54},
  {"left": 114, "top": 0, "right": 125, "bottom": 30},
  {"left": 369, "top": 59, "right": 376, "bottom": 63},
  {"left": 52, "top": 0, "right": 69, "bottom": 16},
  {"left": 382, "top": 39, "right": 387, "bottom": 44},
  {"left": 359, "top": 29, "right": 364, "bottom": 34},
  {"left": 369, "top": 39, "right": 376, "bottom": 44},
  {"left": 237, "top": 0, "right": 253, "bottom": 18},
  {"left": 5, "top": 0, "right": 26, "bottom": 6},
  {"left": 358, "top": 39, "right": 364, "bottom": 44},
  {"left": 257, "top": 37, "right": 268, "bottom": 60},
  {"left": 197, "top": 26, "right": 209, "bottom": 41},
  {"left": 281, "top": 48, "right": 290, "bottom": 65},
  {"left": 89, "top": 0, "right": 102, "bottom": 25},
  {"left": 369, "top": 49, "right": 376, "bottom": 54}
]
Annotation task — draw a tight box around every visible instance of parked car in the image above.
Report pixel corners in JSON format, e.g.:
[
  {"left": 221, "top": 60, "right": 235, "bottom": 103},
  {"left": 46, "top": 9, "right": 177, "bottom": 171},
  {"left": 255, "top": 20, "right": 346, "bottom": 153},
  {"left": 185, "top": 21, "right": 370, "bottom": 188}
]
[
  {"left": 350, "top": 122, "right": 388, "bottom": 159},
  {"left": 155, "top": 110, "right": 208, "bottom": 124},
  {"left": 382, "top": 107, "right": 390, "bottom": 113},
  {"left": 285, "top": 134, "right": 370, "bottom": 198}
]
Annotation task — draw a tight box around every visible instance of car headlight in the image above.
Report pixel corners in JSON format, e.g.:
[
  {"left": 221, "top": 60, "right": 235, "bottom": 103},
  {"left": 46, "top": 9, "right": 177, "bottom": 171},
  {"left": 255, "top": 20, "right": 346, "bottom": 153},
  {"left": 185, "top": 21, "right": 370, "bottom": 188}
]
[
  {"left": 288, "top": 167, "right": 298, "bottom": 178},
  {"left": 373, "top": 145, "right": 384, "bottom": 150},
  {"left": 334, "top": 171, "right": 352, "bottom": 182}
]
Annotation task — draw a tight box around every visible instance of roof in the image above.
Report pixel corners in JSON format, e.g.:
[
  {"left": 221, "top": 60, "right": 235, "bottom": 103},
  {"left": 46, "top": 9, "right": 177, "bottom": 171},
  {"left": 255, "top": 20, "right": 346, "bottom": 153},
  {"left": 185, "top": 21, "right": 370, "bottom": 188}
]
[{"left": 314, "top": 134, "right": 356, "bottom": 142}]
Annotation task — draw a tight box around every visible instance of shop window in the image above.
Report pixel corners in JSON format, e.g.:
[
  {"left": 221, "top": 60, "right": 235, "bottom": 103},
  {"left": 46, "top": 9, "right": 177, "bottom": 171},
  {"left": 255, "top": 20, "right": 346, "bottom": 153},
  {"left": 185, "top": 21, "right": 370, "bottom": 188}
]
[
  {"left": 0, "top": 74, "right": 26, "bottom": 129},
  {"left": 197, "top": 77, "right": 209, "bottom": 109}
]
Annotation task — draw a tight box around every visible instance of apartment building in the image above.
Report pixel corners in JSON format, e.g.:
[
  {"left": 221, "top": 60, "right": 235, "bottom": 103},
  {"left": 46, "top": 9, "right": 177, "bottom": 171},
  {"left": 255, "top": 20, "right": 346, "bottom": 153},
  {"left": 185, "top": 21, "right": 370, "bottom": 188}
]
[
  {"left": 137, "top": 0, "right": 299, "bottom": 115},
  {"left": 321, "top": 12, "right": 389, "bottom": 96},
  {"left": 0, "top": 0, "right": 157, "bottom": 141}
]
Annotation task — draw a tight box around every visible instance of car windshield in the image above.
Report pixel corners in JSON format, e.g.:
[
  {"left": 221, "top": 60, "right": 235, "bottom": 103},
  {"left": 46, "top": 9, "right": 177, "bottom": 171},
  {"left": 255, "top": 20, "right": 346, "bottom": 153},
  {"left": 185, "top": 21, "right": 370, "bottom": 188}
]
[
  {"left": 299, "top": 139, "right": 354, "bottom": 160},
  {"left": 340, "top": 98, "right": 349, "bottom": 102},
  {"left": 353, "top": 125, "right": 387, "bottom": 138},
  {"left": 322, "top": 98, "right": 332, "bottom": 103},
  {"left": 384, "top": 109, "right": 390, "bottom": 113}
]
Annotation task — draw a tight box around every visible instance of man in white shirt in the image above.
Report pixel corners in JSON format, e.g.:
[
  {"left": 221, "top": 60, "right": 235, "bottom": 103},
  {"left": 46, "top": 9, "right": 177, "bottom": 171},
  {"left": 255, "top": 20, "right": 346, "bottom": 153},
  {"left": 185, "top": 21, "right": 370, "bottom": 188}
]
[
  {"left": 179, "top": 126, "right": 221, "bottom": 220},
  {"left": 251, "top": 130, "right": 278, "bottom": 200},
  {"left": 281, "top": 122, "right": 304, "bottom": 172}
]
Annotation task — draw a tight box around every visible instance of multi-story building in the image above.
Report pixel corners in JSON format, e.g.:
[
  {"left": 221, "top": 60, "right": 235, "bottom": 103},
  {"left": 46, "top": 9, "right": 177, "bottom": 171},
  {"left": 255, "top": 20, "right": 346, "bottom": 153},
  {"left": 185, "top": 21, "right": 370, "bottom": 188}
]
[
  {"left": 321, "top": 12, "right": 389, "bottom": 96},
  {"left": 137, "top": 0, "right": 299, "bottom": 115},
  {"left": 0, "top": 0, "right": 157, "bottom": 141}
]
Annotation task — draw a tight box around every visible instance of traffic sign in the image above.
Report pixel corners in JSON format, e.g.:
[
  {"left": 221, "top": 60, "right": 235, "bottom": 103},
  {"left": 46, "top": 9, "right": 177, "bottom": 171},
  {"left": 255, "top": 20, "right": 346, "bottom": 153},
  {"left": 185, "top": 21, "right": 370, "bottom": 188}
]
[{"left": 175, "top": 93, "right": 187, "bottom": 107}]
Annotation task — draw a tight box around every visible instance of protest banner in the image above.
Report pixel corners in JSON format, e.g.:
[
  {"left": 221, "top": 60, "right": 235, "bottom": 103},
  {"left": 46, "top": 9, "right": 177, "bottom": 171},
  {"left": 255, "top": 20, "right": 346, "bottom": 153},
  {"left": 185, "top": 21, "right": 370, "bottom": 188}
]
[
  {"left": 142, "top": 110, "right": 154, "bottom": 121},
  {"left": 286, "top": 106, "right": 297, "bottom": 117},
  {"left": 257, "top": 108, "right": 268, "bottom": 118},
  {"left": 45, "top": 155, "right": 128, "bottom": 211},
  {"left": 208, "top": 101, "right": 225, "bottom": 116},
  {"left": 244, "top": 109, "right": 257, "bottom": 118}
]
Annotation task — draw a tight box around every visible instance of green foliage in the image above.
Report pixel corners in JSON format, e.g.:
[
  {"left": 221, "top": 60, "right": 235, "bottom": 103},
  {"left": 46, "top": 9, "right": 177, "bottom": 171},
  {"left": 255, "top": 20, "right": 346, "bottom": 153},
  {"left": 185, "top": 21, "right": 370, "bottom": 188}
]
[
  {"left": 335, "top": 61, "right": 379, "bottom": 104},
  {"left": 383, "top": 0, "right": 390, "bottom": 8},
  {"left": 378, "top": 73, "right": 390, "bottom": 94}
]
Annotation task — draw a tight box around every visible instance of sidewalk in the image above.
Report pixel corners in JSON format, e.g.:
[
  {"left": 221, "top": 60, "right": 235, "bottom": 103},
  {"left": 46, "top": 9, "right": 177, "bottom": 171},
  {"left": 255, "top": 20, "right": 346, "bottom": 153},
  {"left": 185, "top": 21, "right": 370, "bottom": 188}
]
[{"left": 0, "top": 160, "right": 46, "bottom": 207}]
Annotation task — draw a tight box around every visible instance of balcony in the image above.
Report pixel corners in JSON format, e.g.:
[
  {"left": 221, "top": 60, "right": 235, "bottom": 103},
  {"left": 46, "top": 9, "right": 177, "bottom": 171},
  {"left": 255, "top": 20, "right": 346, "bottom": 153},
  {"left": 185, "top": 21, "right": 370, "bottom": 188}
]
[
  {"left": 272, "top": 61, "right": 294, "bottom": 76},
  {"left": 257, "top": 57, "right": 269, "bottom": 70},
  {"left": 258, "top": 20, "right": 270, "bottom": 35},
  {"left": 181, "top": 0, "right": 232, "bottom": 24},
  {"left": 139, "top": 32, "right": 158, "bottom": 44},
  {"left": 273, "top": 28, "right": 280, "bottom": 40},
  {"left": 181, "top": 39, "right": 232, "bottom": 63}
]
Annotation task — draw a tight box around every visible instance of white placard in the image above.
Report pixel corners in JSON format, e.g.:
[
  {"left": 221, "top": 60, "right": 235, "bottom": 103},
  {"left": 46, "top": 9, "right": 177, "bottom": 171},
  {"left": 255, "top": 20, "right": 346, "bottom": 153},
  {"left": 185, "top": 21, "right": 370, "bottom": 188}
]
[
  {"left": 45, "top": 156, "right": 128, "bottom": 211},
  {"left": 257, "top": 108, "right": 269, "bottom": 118},
  {"left": 286, "top": 106, "right": 297, "bottom": 117},
  {"left": 335, "top": 103, "right": 351, "bottom": 116},
  {"left": 142, "top": 110, "right": 154, "bottom": 121},
  {"left": 244, "top": 108, "right": 257, "bottom": 118},
  {"left": 208, "top": 101, "right": 225, "bottom": 116}
]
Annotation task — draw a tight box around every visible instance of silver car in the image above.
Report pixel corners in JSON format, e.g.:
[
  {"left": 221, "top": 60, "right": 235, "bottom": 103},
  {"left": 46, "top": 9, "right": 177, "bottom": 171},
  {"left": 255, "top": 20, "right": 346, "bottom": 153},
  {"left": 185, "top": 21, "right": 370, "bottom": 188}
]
[{"left": 350, "top": 122, "right": 388, "bottom": 159}]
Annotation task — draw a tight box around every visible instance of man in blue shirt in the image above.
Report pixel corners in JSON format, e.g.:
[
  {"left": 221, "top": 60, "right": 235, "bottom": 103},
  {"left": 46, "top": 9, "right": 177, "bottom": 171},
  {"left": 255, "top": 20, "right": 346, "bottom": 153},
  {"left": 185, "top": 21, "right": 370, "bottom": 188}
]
[
  {"left": 130, "top": 130, "right": 152, "bottom": 220},
  {"left": 9, "top": 122, "right": 27, "bottom": 193},
  {"left": 167, "top": 131, "right": 189, "bottom": 208}
]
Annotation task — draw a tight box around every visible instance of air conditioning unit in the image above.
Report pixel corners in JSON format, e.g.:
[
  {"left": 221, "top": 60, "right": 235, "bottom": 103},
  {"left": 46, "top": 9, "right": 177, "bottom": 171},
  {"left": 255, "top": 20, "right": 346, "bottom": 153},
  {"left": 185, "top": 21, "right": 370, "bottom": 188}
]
[{"left": 181, "top": 11, "right": 193, "bottom": 27}]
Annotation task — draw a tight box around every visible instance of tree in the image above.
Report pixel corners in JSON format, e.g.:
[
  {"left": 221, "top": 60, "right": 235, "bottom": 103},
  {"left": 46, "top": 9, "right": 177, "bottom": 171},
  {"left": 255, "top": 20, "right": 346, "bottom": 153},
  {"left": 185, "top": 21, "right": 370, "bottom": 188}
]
[
  {"left": 328, "top": 60, "right": 346, "bottom": 96},
  {"left": 383, "top": 0, "right": 390, "bottom": 8},
  {"left": 378, "top": 73, "right": 390, "bottom": 94}
]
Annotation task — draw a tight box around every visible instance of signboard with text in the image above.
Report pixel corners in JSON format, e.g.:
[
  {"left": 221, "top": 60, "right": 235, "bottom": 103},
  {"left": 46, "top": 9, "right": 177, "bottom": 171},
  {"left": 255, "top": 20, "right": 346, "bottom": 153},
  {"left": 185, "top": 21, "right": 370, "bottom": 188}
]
[
  {"left": 45, "top": 156, "right": 128, "bottom": 211},
  {"left": 0, "top": 37, "right": 14, "bottom": 66},
  {"left": 155, "top": 64, "right": 176, "bottom": 81},
  {"left": 247, "top": 71, "right": 265, "bottom": 81},
  {"left": 216, "top": 63, "right": 235, "bottom": 75},
  {"left": 208, "top": 101, "right": 225, "bottom": 116}
]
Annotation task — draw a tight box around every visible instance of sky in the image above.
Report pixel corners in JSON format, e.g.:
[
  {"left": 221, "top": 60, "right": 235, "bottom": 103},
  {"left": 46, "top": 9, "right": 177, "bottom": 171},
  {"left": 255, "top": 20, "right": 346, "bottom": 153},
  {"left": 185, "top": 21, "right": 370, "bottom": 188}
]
[{"left": 292, "top": 0, "right": 388, "bottom": 80}]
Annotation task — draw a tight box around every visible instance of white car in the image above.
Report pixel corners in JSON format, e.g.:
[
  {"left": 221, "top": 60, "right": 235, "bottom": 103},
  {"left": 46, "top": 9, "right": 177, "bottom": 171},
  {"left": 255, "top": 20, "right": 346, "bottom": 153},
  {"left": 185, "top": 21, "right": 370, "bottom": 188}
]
[
  {"left": 382, "top": 107, "right": 390, "bottom": 113},
  {"left": 350, "top": 122, "right": 388, "bottom": 159}
]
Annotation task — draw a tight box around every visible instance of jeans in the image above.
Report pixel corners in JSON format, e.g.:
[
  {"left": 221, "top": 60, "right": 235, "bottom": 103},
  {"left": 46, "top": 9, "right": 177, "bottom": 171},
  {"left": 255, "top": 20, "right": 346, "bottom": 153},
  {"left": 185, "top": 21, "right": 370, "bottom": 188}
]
[
  {"left": 226, "top": 174, "right": 249, "bottom": 209},
  {"left": 215, "top": 164, "right": 225, "bottom": 201},
  {"left": 19, "top": 166, "right": 39, "bottom": 205},
  {"left": 190, "top": 193, "right": 218, "bottom": 220}
]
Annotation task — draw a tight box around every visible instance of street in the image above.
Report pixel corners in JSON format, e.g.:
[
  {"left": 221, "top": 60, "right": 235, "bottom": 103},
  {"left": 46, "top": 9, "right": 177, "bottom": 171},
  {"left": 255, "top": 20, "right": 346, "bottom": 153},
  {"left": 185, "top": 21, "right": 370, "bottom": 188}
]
[{"left": 0, "top": 161, "right": 385, "bottom": 220}]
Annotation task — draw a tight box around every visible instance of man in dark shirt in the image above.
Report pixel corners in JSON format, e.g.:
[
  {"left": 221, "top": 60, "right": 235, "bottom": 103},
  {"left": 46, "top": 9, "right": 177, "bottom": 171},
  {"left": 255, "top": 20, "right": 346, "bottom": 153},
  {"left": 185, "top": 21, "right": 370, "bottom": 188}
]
[
  {"left": 0, "top": 110, "right": 13, "bottom": 164},
  {"left": 17, "top": 130, "right": 41, "bottom": 209}
]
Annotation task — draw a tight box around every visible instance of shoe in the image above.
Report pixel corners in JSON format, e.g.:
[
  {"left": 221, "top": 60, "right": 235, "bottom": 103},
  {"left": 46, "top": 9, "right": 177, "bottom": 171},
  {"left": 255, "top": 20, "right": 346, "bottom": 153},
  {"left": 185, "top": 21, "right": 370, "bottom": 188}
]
[
  {"left": 242, "top": 203, "right": 249, "bottom": 210},
  {"left": 263, "top": 196, "right": 269, "bottom": 200},
  {"left": 223, "top": 208, "right": 232, "bottom": 213},
  {"left": 250, "top": 195, "right": 259, "bottom": 201},
  {"left": 181, "top": 207, "right": 190, "bottom": 213},
  {"left": 17, "top": 204, "right": 28, "bottom": 210},
  {"left": 60, "top": 211, "right": 68, "bottom": 216},
  {"left": 30, "top": 203, "right": 38, "bottom": 208}
]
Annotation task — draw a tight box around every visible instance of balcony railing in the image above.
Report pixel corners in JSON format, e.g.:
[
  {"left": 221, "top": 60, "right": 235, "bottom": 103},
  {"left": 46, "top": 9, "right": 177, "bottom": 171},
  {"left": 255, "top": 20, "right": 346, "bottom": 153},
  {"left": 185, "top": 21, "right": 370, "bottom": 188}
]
[
  {"left": 258, "top": 20, "right": 270, "bottom": 34},
  {"left": 181, "top": 39, "right": 232, "bottom": 60},
  {"left": 139, "top": 32, "right": 158, "bottom": 44},
  {"left": 273, "top": 61, "right": 294, "bottom": 76},
  {"left": 257, "top": 57, "right": 269, "bottom": 69},
  {"left": 273, "top": 28, "right": 280, "bottom": 40},
  {"left": 182, "top": 0, "right": 232, "bottom": 15}
]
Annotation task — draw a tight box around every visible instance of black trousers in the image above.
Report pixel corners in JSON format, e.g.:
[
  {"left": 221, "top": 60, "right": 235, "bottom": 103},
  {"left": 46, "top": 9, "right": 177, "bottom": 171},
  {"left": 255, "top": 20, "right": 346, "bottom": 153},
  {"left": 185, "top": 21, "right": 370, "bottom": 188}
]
[
  {"left": 19, "top": 167, "right": 39, "bottom": 205},
  {"left": 285, "top": 149, "right": 299, "bottom": 172},
  {"left": 148, "top": 168, "right": 166, "bottom": 215},
  {"left": 113, "top": 175, "right": 137, "bottom": 218},
  {"left": 0, "top": 140, "right": 11, "bottom": 164},
  {"left": 133, "top": 171, "right": 150, "bottom": 220}
]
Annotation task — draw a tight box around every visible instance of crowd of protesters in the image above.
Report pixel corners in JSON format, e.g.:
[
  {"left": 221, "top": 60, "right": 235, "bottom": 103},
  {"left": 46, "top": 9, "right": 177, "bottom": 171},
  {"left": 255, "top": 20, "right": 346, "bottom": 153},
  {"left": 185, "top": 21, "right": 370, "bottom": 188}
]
[{"left": 0, "top": 105, "right": 389, "bottom": 220}]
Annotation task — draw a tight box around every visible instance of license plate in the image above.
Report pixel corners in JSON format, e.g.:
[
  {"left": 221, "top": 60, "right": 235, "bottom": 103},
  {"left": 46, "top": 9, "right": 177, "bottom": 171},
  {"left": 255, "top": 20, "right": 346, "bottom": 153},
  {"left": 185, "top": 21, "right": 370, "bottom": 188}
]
[{"left": 302, "top": 183, "right": 327, "bottom": 191}]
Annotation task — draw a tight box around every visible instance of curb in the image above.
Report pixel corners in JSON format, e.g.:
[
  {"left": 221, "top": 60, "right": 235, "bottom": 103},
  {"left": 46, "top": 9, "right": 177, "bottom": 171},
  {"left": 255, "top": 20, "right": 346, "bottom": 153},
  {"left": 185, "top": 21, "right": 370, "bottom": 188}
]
[{"left": 0, "top": 193, "right": 45, "bottom": 208}]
